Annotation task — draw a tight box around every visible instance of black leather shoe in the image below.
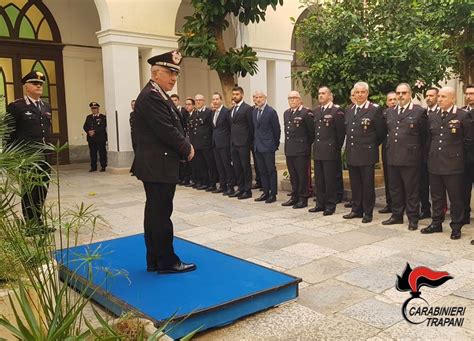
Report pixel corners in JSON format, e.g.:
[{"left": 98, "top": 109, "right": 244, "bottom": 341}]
[
  {"left": 265, "top": 195, "right": 276, "bottom": 203},
  {"left": 100, "top": 167, "right": 106, "bottom": 172},
  {"left": 308, "top": 206, "right": 325, "bottom": 213},
  {"left": 197, "top": 184, "right": 208, "bottom": 190},
  {"left": 229, "top": 190, "right": 242, "bottom": 198},
  {"left": 238, "top": 191, "right": 252, "bottom": 200},
  {"left": 206, "top": 186, "right": 217, "bottom": 192},
  {"left": 471, "top": 239, "right": 474, "bottom": 245},
  {"left": 419, "top": 211, "right": 431, "bottom": 220},
  {"left": 378, "top": 206, "right": 392, "bottom": 214},
  {"left": 192, "top": 183, "right": 200, "bottom": 188},
  {"left": 450, "top": 228, "right": 461, "bottom": 240},
  {"left": 323, "top": 209, "right": 335, "bottom": 216},
  {"left": 255, "top": 193, "right": 269, "bottom": 202},
  {"left": 185, "top": 182, "right": 194, "bottom": 187},
  {"left": 224, "top": 188, "right": 235, "bottom": 196},
  {"left": 343, "top": 212, "right": 363, "bottom": 219},
  {"left": 212, "top": 187, "right": 224, "bottom": 193},
  {"left": 362, "top": 215, "right": 373, "bottom": 223},
  {"left": 420, "top": 224, "right": 443, "bottom": 234},
  {"left": 408, "top": 221, "right": 418, "bottom": 231},
  {"left": 157, "top": 262, "right": 196, "bottom": 274},
  {"left": 382, "top": 217, "right": 404, "bottom": 225},
  {"left": 89, "top": 168, "right": 97, "bottom": 172},
  {"left": 344, "top": 202, "right": 353, "bottom": 208},
  {"left": 252, "top": 183, "right": 262, "bottom": 189},
  {"left": 282, "top": 198, "right": 298, "bottom": 207},
  {"left": 293, "top": 200, "right": 307, "bottom": 209}
]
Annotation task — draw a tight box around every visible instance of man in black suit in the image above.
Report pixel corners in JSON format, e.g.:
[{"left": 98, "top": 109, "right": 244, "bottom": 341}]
[
  {"left": 282, "top": 90, "right": 315, "bottom": 209},
  {"left": 6, "top": 70, "right": 55, "bottom": 235},
  {"left": 252, "top": 91, "right": 281, "bottom": 203},
  {"left": 309, "top": 86, "right": 345, "bottom": 215},
  {"left": 171, "top": 94, "right": 192, "bottom": 186},
  {"left": 343, "top": 82, "right": 387, "bottom": 223},
  {"left": 83, "top": 102, "right": 107, "bottom": 172},
  {"left": 251, "top": 93, "right": 262, "bottom": 190},
  {"left": 129, "top": 99, "right": 137, "bottom": 152},
  {"left": 229, "top": 86, "right": 254, "bottom": 199},
  {"left": 132, "top": 50, "right": 196, "bottom": 273},
  {"left": 379, "top": 91, "right": 397, "bottom": 214},
  {"left": 193, "top": 94, "right": 218, "bottom": 191},
  {"left": 382, "top": 83, "right": 428, "bottom": 230},
  {"left": 421, "top": 86, "right": 471, "bottom": 240},
  {"left": 211, "top": 92, "right": 235, "bottom": 195},
  {"left": 462, "top": 85, "right": 474, "bottom": 225}
]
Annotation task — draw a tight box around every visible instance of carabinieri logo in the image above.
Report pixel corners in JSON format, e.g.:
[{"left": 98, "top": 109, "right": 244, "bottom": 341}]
[{"left": 396, "top": 263, "right": 467, "bottom": 327}]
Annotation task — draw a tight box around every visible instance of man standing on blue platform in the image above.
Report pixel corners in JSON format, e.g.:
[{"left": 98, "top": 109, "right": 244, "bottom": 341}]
[{"left": 132, "top": 50, "right": 196, "bottom": 274}]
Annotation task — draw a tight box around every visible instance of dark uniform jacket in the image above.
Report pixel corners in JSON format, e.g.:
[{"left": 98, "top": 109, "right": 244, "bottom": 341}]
[
  {"left": 427, "top": 106, "right": 470, "bottom": 175},
  {"left": 212, "top": 106, "right": 231, "bottom": 149},
  {"left": 177, "top": 106, "right": 189, "bottom": 134},
  {"left": 191, "top": 106, "right": 213, "bottom": 150},
  {"left": 312, "top": 102, "right": 346, "bottom": 160},
  {"left": 230, "top": 101, "right": 254, "bottom": 147},
  {"left": 462, "top": 106, "right": 474, "bottom": 165},
  {"left": 345, "top": 101, "right": 386, "bottom": 166},
  {"left": 6, "top": 97, "right": 52, "bottom": 145},
  {"left": 422, "top": 105, "right": 441, "bottom": 162},
  {"left": 385, "top": 102, "right": 428, "bottom": 166},
  {"left": 131, "top": 81, "right": 191, "bottom": 183},
  {"left": 253, "top": 104, "right": 281, "bottom": 153},
  {"left": 284, "top": 105, "right": 315, "bottom": 156},
  {"left": 83, "top": 113, "right": 107, "bottom": 143}
]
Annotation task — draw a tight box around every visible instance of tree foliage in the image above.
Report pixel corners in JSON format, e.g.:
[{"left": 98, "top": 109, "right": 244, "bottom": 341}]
[
  {"left": 178, "top": 0, "right": 284, "bottom": 104},
  {"left": 293, "top": 0, "right": 468, "bottom": 105}
]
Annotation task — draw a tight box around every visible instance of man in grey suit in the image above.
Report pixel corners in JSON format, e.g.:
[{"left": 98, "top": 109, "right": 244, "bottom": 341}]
[{"left": 252, "top": 91, "right": 281, "bottom": 203}]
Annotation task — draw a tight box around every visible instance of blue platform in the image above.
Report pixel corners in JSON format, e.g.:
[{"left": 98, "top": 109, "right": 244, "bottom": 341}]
[{"left": 57, "top": 234, "right": 301, "bottom": 339}]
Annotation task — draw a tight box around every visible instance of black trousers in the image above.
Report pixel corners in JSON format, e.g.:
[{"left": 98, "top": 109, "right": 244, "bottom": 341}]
[
  {"left": 255, "top": 151, "right": 277, "bottom": 195},
  {"left": 193, "top": 149, "right": 207, "bottom": 185},
  {"left": 387, "top": 165, "right": 420, "bottom": 222},
  {"left": 232, "top": 145, "right": 252, "bottom": 192},
  {"left": 430, "top": 173, "right": 464, "bottom": 229},
  {"left": 335, "top": 155, "right": 344, "bottom": 202},
  {"left": 214, "top": 146, "right": 235, "bottom": 188},
  {"left": 143, "top": 182, "right": 180, "bottom": 269},
  {"left": 251, "top": 148, "right": 261, "bottom": 185},
  {"left": 286, "top": 155, "right": 310, "bottom": 200},
  {"left": 419, "top": 161, "right": 431, "bottom": 214},
  {"left": 464, "top": 162, "right": 474, "bottom": 221},
  {"left": 348, "top": 164, "right": 375, "bottom": 216},
  {"left": 202, "top": 148, "right": 218, "bottom": 186},
  {"left": 21, "top": 159, "right": 50, "bottom": 224},
  {"left": 179, "top": 161, "right": 191, "bottom": 183},
  {"left": 88, "top": 140, "right": 107, "bottom": 169},
  {"left": 381, "top": 143, "right": 392, "bottom": 208},
  {"left": 314, "top": 159, "right": 337, "bottom": 211}
]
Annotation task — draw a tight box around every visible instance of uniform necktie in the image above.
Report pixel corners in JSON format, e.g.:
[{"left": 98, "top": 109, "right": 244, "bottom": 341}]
[
  {"left": 441, "top": 111, "right": 448, "bottom": 119},
  {"left": 355, "top": 107, "right": 360, "bottom": 116},
  {"left": 257, "top": 109, "right": 263, "bottom": 121},
  {"left": 321, "top": 106, "right": 326, "bottom": 113},
  {"left": 398, "top": 107, "right": 404, "bottom": 115},
  {"left": 35, "top": 101, "right": 41, "bottom": 111}
]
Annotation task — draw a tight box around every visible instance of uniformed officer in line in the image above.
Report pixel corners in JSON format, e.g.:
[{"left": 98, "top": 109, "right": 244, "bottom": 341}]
[
  {"left": 343, "top": 89, "right": 357, "bottom": 208},
  {"left": 420, "top": 87, "right": 440, "bottom": 219},
  {"left": 343, "top": 82, "right": 387, "bottom": 223},
  {"left": 282, "top": 90, "right": 315, "bottom": 209},
  {"left": 382, "top": 83, "right": 428, "bottom": 230},
  {"left": 462, "top": 84, "right": 474, "bottom": 225},
  {"left": 379, "top": 91, "right": 397, "bottom": 214},
  {"left": 132, "top": 50, "right": 196, "bottom": 273},
  {"left": 83, "top": 102, "right": 107, "bottom": 172},
  {"left": 421, "top": 86, "right": 471, "bottom": 240},
  {"left": 6, "top": 70, "right": 56, "bottom": 235},
  {"left": 193, "top": 94, "right": 218, "bottom": 192},
  {"left": 184, "top": 97, "right": 199, "bottom": 188},
  {"left": 171, "top": 94, "right": 192, "bottom": 186},
  {"left": 309, "top": 86, "right": 345, "bottom": 215}
]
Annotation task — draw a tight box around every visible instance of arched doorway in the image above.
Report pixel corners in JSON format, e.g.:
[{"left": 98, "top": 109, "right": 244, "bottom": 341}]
[{"left": 0, "top": 0, "right": 68, "bottom": 162}]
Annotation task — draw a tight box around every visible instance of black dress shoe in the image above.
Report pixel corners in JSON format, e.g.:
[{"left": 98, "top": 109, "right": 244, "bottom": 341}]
[
  {"left": 265, "top": 195, "right": 276, "bottom": 203},
  {"left": 185, "top": 182, "right": 194, "bottom": 187},
  {"left": 382, "top": 217, "right": 404, "bottom": 225},
  {"left": 420, "top": 224, "right": 443, "bottom": 234},
  {"left": 362, "top": 215, "right": 373, "bottom": 223},
  {"left": 229, "top": 190, "right": 242, "bottom": 198},
  {"left": 408, "top": 221, "right": 418, "bottom": 231},
  {"left": 100, "top": 167, "right": 106, "bottom": 172},
  {"left": 238, "top": 191, "right": 252, "bottom": 200},
  {"left": 192, "top": 183, "right": 200, "bottom": 188},
  {"left": 282, "top": 198, "right": 298, "bottom": 207},
  {"left": 255, "top": 193, "right": 270, "bottom": 202},
  {"left": 224, "top": 188, "right": 235, "bottom": 196},
  {"left": 206, "top": 186, "right": 217, "bottom": 192},
  {"left": 323, "top": 209, "right": 335, "bottom": 216},
  {"left": 343, "top": 212, "right": 363, "bottom": 219},
  {"left": 378, "top": 206, "right": 392, "bottom": 214},
  {"left": 308, "top": 206, "right": 325, "bottom": 213},
  {"left": 344, "top": 202, "right": 353, "bottom": 208},
  {"left": 89, "top": 168, "right": 97, "bottom": 172},
  {"left": 251, "top": 183, "right": 262, "bottom": 189},
  {"left": 450, "top": 228, "right": 461, "bottom": 240},
  {"left": 419, "top": 211, "right": 431, "bottom": 220},
  {"left": 157, "top": 262, "right": 196, "bottom": 274},
  {"left": 293, "top": 200, "right": 307, "bottom": 209},
  {"left": 471, "top": 239, "right": 474, "bottom": 245},
  {"left": 212, "top": 187, "right": 225, "bottom": 193}
]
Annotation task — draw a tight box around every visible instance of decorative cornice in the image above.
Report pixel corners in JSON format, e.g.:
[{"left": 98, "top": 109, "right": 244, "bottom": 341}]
[
  {"left": 253, "top": 47, "right": 294, "bottom": 61},
  {"left": 96, "top": 29, "right": 178, "bottom": 49}
]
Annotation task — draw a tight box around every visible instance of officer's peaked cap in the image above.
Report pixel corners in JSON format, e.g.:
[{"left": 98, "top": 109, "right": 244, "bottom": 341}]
[
  {"left": 147, "top": 50, "right": 182, "bottom": 72},
  {"left": 89, "top": 102, "right": 100, "bottom": 108},
  {"left": 21, "top": 70, "right": 45, "bottom": 84}
]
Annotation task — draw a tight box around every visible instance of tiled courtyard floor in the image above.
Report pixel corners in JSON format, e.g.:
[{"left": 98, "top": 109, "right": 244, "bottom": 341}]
[{"left": 50, "top": 163, "right": 473, "bottom": 340}]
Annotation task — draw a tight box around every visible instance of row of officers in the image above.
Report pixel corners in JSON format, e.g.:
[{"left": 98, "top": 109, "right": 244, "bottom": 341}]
[{"left": 135, "top": 82, "right": 473, "bottom": 241}]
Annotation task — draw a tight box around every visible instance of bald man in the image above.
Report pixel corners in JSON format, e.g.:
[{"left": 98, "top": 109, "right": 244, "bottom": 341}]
[{"left": 421, "top": 86, "right": 471, "bottom": 240}]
